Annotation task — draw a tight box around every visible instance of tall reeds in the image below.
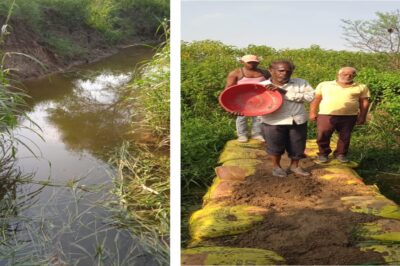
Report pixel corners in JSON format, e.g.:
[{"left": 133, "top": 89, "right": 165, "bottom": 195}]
[{"left": 110, "top": 21, "right": 170, "bottom": 264}]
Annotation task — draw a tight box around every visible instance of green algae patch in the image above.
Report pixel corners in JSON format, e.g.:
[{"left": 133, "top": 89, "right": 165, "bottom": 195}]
[
  {"left": 202, "top": 177, "right": 221, "bottom": 205},
  {"left": 181, "top": 246, "right": 285, "bottom": 265},
  {"left": 313, "top": 158, "right": 359, "bottom": 168},
  {"left": 222, "top": 159, "right": 263, "bottom": 177},
  {"left": 319, "top": 166, "right": 363, "bottom": 184},
  {"left": 189, "top": 205, "right": 267, "bottom": 243},
  {"left": 357, "top": 219, "right": 400, "bottom": 243},
  {"left": 224, "top": 139, "right": 265, "bottom": 149},
  {"left": 359, "top": 244, "right": 400, "bottom": 265},
  {"left": 219, "top": 147, "right": 268, "bottom": 164},
  {"left": 305, "top": 138, "right": 358, "bottom": 168},
  {"left": 341, "top": 195, "right": 400, "bottom": 219}
]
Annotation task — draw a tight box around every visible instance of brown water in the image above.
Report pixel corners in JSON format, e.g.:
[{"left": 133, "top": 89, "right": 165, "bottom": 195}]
[{"left": 1, "top": 46, "right": 163, "bottom": 265}]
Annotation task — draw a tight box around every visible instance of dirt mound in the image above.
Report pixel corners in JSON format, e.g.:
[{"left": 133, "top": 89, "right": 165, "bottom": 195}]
[{"left": 200, "top": 155, "right": 387, "bottom": 265}]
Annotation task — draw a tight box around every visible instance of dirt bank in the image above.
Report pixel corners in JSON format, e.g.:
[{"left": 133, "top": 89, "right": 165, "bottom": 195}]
[
  {"left": 186, "top": 140, "right": 394, "bottom": 265},
  {"left": 1, "top": 15, "right": 159, "bottom": 80}
]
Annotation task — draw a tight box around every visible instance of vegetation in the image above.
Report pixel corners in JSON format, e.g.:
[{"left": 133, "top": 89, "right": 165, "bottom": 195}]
[
  {"left": 0, "top": 1, "right": 170, "bottom": 263},
  {"left": 110, "top": 25, "right": 170, "bottom": 263},
  {"left": 0, "top": 0, "right": 39, "bottom": 166},
  {"left": 0, "top": 0, "right": 169, "bottom": 56},
  {"left": 181, "top": 40, "right": 400, "bottom": 200},
  {"left": 342, "top": 9, "right": 400, "bottom": 68}
]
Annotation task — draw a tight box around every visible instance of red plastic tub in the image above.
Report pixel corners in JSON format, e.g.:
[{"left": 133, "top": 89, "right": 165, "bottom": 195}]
[{"left": 219, "top": 83, "right": 283, "bottom": 116}]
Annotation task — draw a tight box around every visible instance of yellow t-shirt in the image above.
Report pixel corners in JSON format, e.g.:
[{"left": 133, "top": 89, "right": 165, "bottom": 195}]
[{"left": 315, "top": 80, "right": 370, "bottom": 115}]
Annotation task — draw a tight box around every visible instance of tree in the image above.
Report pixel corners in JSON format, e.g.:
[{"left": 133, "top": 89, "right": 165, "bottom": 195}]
[{"left": 342, "top": 10, "right": 400, "bottom": 68}]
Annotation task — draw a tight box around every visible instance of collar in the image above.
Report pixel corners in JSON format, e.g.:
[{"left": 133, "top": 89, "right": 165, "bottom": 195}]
[
  {"left": 335, "top": 80, "right": 358, "bottom": 87},
  {"left": 269, "top": 78, "right": 294, "bottom": 87}
]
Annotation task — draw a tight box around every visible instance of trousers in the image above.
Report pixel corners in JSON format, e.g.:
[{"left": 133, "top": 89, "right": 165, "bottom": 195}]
[
  {"left": 316, "top": 115, "right": 357, "bottom": 156},
  {"left": 236, "top": 116, "right": 262, "bottom": 136}
]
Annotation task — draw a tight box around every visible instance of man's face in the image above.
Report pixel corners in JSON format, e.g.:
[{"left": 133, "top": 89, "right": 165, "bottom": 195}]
[
  {"left": 337, "top": 69, "right": 356, "bottom": 84},
  {"left": 243, "top": 61, "right": 259, "bottom": 70},
  {"left": 270, "top": 63, "right": 293, "bottom": 84}
]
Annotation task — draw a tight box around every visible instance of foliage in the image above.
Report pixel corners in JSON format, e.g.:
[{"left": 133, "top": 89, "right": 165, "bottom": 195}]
[
  {"left": 118, "top": 0, "right": 170, "bottom": 39},
  {"left": 132, "top": 26, "right": 170, "bottom": 138},
  {"left": 110, "top": 23, "right": 170, "bottom": 263},
  {"left": 110, "top": 142, "right": 170, "bottom": 264},
  {"left": 46, "top": 36, "right": 87, "bottom": 58},
  {"left": 0, "top": 1, "right": 41, "bottom": 162},
  {"left": 0, "top": 0, "right": 169, "bottom": 44},
  {"left": 39, "top": 0, "right": 89, "bottom": 29},
  {"left": 182, "top": 115, "right": 235, "bottom": 189},
  {"left": 342, "top": 9, "right": 400, "bottom": 68},
  {"left": 181, "top": 40, "right": 400, "bottom": 191},
  {"left": 0, "top": 0, "right": 41, "bottom": 31},
  {"left": 86, "top": 0, "right": 122, "bottom": 42}
]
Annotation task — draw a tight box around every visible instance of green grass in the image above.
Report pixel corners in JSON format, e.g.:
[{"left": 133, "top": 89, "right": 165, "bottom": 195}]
[
  {"left": 0, "top": 0, "right": 169, "bottom": 45},
  {"left": 46, "top": 36, "right": 87, "bottom": 58},
  {"left": 108, "top": 27, "right": 170, "bottom": 263}
]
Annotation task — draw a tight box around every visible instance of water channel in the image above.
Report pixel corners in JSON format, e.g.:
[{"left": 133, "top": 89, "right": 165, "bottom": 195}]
[{"left": 1, "top": 46, "right": 161, "bottom": 265}]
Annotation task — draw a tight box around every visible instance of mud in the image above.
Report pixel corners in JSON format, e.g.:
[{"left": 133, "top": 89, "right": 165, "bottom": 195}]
[{"left": 205, "top": 155, "right": 387, "bottom": 265}]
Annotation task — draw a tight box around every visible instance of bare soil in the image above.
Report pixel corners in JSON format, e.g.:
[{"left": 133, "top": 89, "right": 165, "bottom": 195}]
[
  {"left": 1, "top": 14, "right": 157, "bottom": 80},
  {"left": 203, "top": 155, "right": 387, "bottom": 265}
]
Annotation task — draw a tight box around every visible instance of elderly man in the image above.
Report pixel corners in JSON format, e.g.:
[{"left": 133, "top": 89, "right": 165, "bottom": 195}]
[
  {"left": 309, "top": 67, "right": 370, "bottom": 163},
  {"left": 225, "top": 54, "right": 270, "bottom": 142},
  {"left": 260, "top": 60, "right": 315, "bottom": 177}
]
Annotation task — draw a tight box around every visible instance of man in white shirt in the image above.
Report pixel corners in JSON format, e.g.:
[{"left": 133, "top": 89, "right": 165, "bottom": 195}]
[{"left": 260, "top": 60, "right": 315, "bottom": 177}]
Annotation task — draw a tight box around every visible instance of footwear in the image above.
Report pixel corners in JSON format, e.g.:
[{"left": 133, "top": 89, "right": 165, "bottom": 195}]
[
  {"left": 317, "top": 155, "right": 329, "bottom": 163},
  {"left": 336, "top": 154, "right": 350, "bottom": 163},
  {"left": 237, "top": 135, "right": 248, "bottom": 143},
  {"left": 289, "top": 167, "right": 311, "bottom": 176},
  {"left": 251, "top": 134, "right": 265, "bottom": 142},
  {"left": 272, "top": 167, "right": 287, "bottom": 178}
]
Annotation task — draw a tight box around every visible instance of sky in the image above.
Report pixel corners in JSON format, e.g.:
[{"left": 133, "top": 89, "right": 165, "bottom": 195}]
[{"left": 181, "top": 0, "right": 400, "bottom": 51}]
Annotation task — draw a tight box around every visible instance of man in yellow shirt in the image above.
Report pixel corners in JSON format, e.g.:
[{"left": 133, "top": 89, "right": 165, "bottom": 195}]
[{"left": 309, "top": 67, "right": 370, "bottom": 163}]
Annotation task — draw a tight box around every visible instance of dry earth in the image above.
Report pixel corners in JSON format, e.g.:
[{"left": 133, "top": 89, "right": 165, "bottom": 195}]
[
  {"left": 200, "top": 153, "right": 387, "bottom": 265},
  {"left": 1, "top": 14, "right": 156, "bottom": 80}
]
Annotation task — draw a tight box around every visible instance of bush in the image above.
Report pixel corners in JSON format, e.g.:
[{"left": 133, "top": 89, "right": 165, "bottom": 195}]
[
  {"left": 0, "top": 0, "right": 169, "bottom": 44},
  {"left": 182, "top": 115, "right": 235, "bottom": 189}
]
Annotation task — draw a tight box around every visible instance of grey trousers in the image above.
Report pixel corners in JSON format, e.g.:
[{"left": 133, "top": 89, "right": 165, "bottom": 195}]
[
  {"left": 262, "top": 122, "right": 307, "bottom": 160},
  {"left": 236, "top": 116, "right": 262, "bottom": 136}
]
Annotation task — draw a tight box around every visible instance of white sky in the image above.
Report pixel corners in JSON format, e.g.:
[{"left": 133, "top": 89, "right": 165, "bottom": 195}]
[{"left": 181, "top": 0, "right": 400, "bottom": 51}]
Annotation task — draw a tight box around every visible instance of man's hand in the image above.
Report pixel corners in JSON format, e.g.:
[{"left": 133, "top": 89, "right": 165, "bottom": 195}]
[
  {"left": 309, "top": 113, "right": 318, "bottom": 122},
  {"left": 264, "top": 84, "right": 280, "bottom": 91},
  {"left": 263, "top": 84, "right": 286, "bottom": 94},
  {"left": 231, "top": 111, "right": 244, "bottom": 116}
]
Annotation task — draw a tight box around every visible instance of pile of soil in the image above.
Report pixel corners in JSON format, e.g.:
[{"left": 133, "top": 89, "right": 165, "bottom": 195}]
[{"left": 204, "top": 155, "right": 387, "bottom": 265}]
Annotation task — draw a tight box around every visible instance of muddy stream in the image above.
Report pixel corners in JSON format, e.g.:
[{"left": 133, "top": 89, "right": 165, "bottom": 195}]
[{"left": 1, "top": 46, "right": 159, "bottom": 265}]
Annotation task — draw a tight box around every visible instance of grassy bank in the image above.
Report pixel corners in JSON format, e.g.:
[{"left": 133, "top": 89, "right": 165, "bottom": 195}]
[
  {"left": 0, "top": 0, "right": 169, "bottom": 44},
  {"left": 110, "top": 32, "right": 170, "bottom": 263},
  {"left": 0, "top": 0, "right": 169, "bottom": 79},
  {"left": 181, "top": 40, "right": 400, "bottom": 243}
]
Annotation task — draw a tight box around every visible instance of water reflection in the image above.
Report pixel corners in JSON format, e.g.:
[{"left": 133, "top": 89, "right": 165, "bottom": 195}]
[
  {"left": 2, "top": 46, "right": 161, "bottom": 265},
  {"left": 45, "top": 71, "right": 133, "bottom": 159},
  {"left": 74, "top": 72, "right": 131, "bottom": 104}
]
